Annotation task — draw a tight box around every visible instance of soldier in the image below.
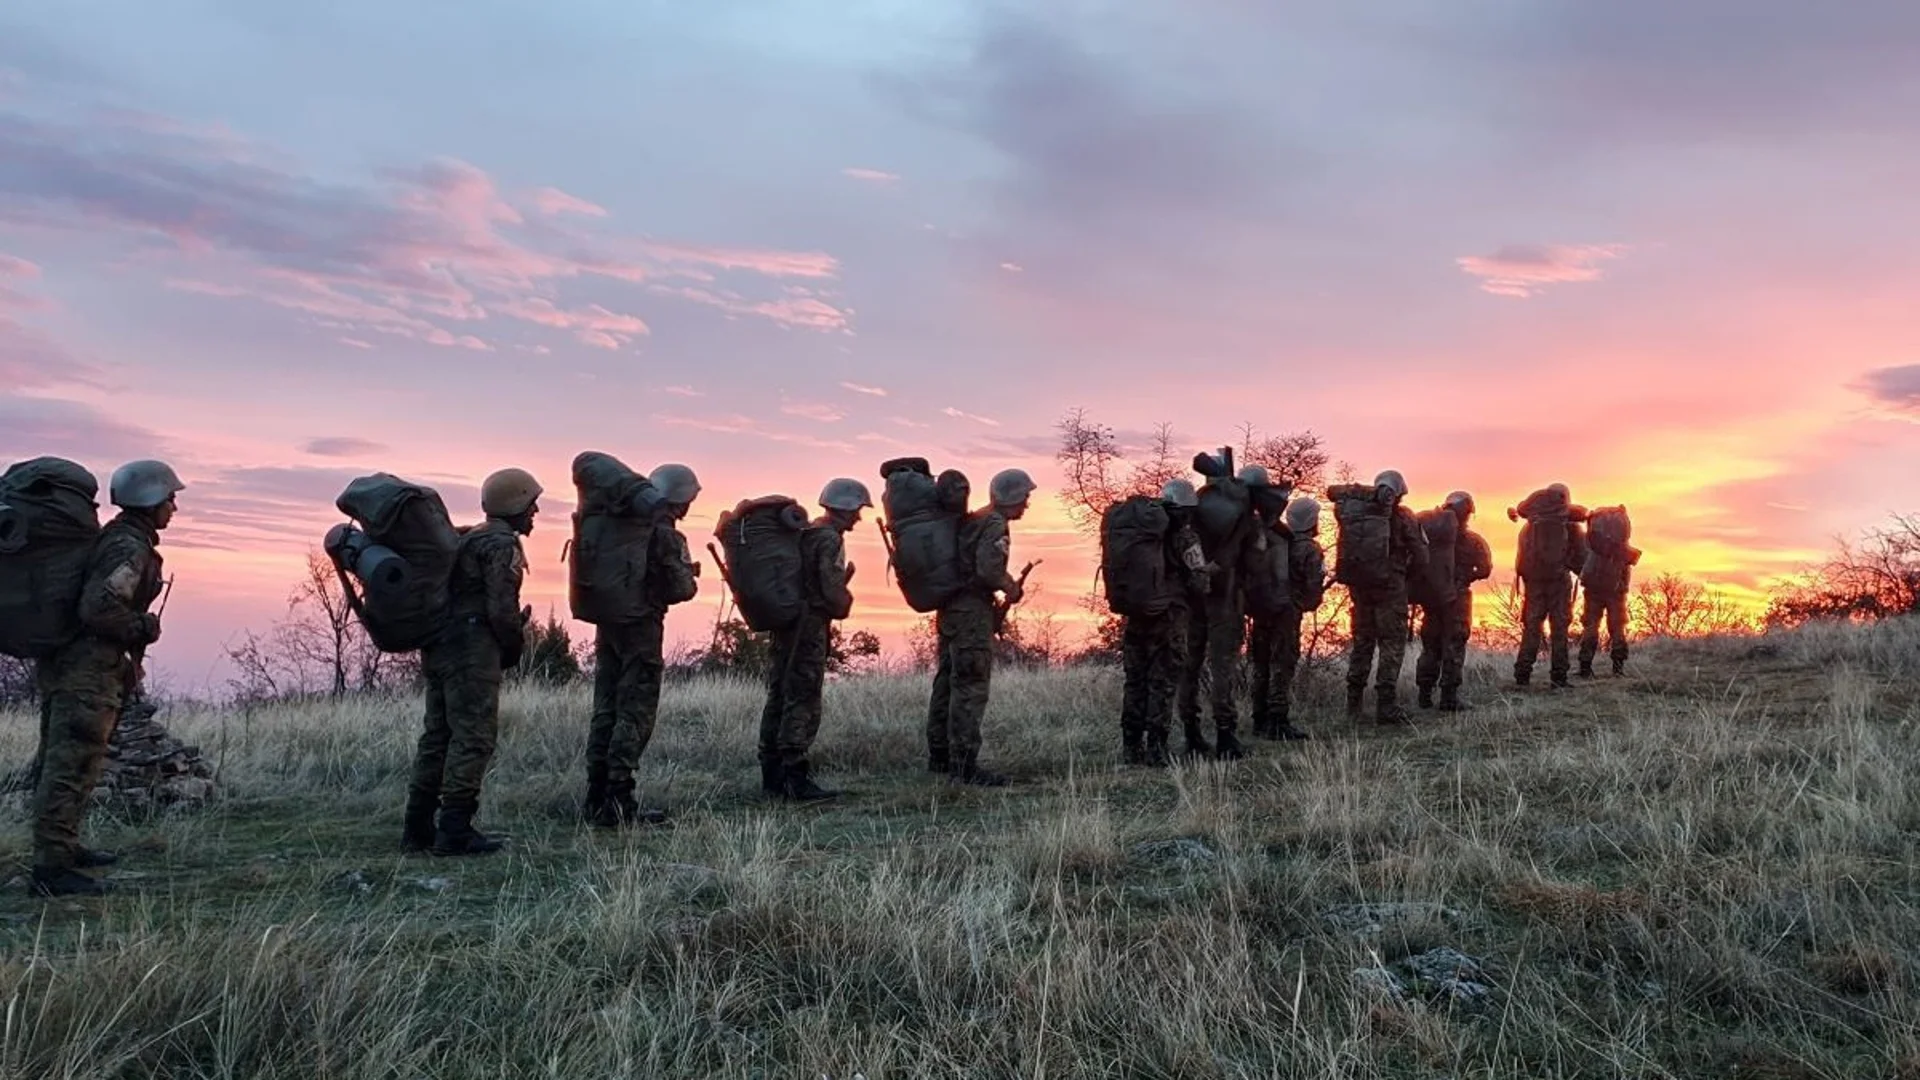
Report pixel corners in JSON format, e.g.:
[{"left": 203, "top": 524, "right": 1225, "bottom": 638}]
[
  {"left": 1249, "top": 495, "right": 1325, "bottom": 741},
  {"left": 1177, "top": 464, "right": 1274, "bottom": 761},
  {"left": 30, "top": 459, "right": 182, "bottom": 897},
  {"left": 1334, "top": 470, "right": 1428, "bottom": 725},
  {"left": 1414, "top": 491, "right": 1493, "bottom": 712},
  {"left": 927, "top": 468, "right": 1034, "bottom": 787},
  {"left": 1578, "top": 505, "right": 1636, "bottom": 678},
  {"left": 585, "top": 463, "right": 701, "bottom": 828},
  {"left": 759, "top": 478, "right": 869, "bottom": 802},
  {"left": 1511, "top": 483, "right": 1582, "bottom": 689},
  {"left": 408, "top": 467, "right": 539, "bottom": 856},
  {"left": 1119, "top": 478, "right": 1209, "bottom": 767}
]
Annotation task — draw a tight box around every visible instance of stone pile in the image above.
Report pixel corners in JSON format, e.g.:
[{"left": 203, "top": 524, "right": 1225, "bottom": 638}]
[{"left": 95, "top": 699, "right": 216, "bottom": 812}]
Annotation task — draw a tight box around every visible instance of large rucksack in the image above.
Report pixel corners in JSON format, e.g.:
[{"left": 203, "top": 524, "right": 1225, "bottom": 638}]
[
  {"left": 1100, "top": 495, "right": 1172, "bottom": 618},
  {"left": 1513, "top": 487, "right": 1571, "bottom": 580},
  {"left": 879, "top": 457, "right": 968, "bottom": 613},
  {"left": 1329, "top": 483, "right": 1394, "bottom": 591},
  {"left": 0, "top": 457, "right": 103, "bottom": 659},
  {"left": 1580, "top": 505, "right": 1635, "bottom": 593},
  {"left": 566, "top": 451, "right": 663, "bottom": 625},
  {"left": 1247, "top": 525, "right": 1294, "bottom": 619},
  {"left": 1411, "top": 508, "right": 1459, "bottom": 607},
  {"left": 714, "top": 495, "right": 810, "bottom": 632},
  {"left": 1291, "top": 535, "right": 1327, "bottom": 613},
  {"left": 326, "top": 473, "right": 463, "bottom": 652}
]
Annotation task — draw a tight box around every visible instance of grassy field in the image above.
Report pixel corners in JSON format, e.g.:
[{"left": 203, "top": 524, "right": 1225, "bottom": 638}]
[{"left": 2, "top": 621, "right": 1918, "bottom": 1079}]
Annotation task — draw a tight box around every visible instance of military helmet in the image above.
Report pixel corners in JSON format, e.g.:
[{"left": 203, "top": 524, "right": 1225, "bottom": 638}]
[
  {"left": 1283, "top": 496, "right": 1321, "bottom": 536},
  {"left": 109, "top": 459, "right": 185, "bottom": 510},
  {"left": 1237, "top": 464, "right": 1272, "bottom": 488},
  {"left": 989, "top": 468, "right": 1036, "bottom": 507},
  {"left": 649, "top": 463, "right": 701, "bottom": 505},
  {"left": 1548, "top": 482, "right": 1570, "bottom": 498},
  {"left": 1444, "top": 490, "right": 1476, "bottom": 515},
  {"left": 819, "top": 477, "right": 873, "bottom": 512},
  {"left": 481, "top": 467, "right": 543, "bottom": 517},
  {"left": 1160, "top": 478, "right": 1199, "bottom": 508},
  {"left": 1374, "top": 469, "right": 1408, "bottom": 499}
]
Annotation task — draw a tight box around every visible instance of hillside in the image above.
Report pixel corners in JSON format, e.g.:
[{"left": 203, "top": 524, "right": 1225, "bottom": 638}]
[{"left": 2, "top": 623, "right": 1918, "bottom": 1078}]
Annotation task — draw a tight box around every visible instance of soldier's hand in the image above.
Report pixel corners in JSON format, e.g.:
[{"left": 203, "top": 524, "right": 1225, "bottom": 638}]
[
  {"left": 844, "top": 561, "right": 857, "bottom": 583},
  {"left": 138, "top": 613, "right": 162, "bottom": 645},
  {"left": 1004, "top": 580, "right": 1024, "bottom": 605},
  {"left": 519, "top": 604, "right": 533, "bottom": 626},
  {"left": 691, "top": 561, "right": 703, "bottom": 578}
]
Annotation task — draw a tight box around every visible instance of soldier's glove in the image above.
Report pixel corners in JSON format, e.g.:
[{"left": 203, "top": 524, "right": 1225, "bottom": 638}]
[
  {"left": 844, "top": 561, "right": 857, "bottom": 583},
  {"left": 519, "top": 604, "right": 533, "bottom": 626},
  {"left": 690, "top": 561, "right": 703, "bottom": 578},
  {"left": 499, "top": 634, "right": 526, "bottom": 672},
  {"left": 1003, "top": 580, "right": 1024, "bottom": 605},
  {"left": 137, "top": 613, "right": 162, "bottom": 645}
]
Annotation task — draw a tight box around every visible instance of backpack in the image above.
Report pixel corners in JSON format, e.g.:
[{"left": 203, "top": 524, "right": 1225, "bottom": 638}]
[
  {"left": 1329, "top": 483, "right": 1394, "bottom": 591},
  {"left": 1099, "top": 495, "right": 1171, "bottom": 618},
  {"left": 1513, "top": 487, "right": 1571, "bottom": 580},
  {"left": 1411, "top": 508, "right": 1459, "bottom": 607},
  {"left": 1587, "top": 506, "right": 1631, "bottom": 552},
  {"left": 1580, "top": 505, "right": 1633, "bottom": 593},
  {"left": 714, "top": 496, "right": 810, "bottom": 632},
  {"left": 1194, "top": 478, "right": 1251, "bottom": 554},
  {"left": 566, "top": 451, "right": 663, "bottom": 625},
  {"left": 1291, "top": 535, "right": 1327, "bottom": 613},
  {"left": 879, "top": 457, "right": 968, "bottom": 613},
  {"left": 0, "top": 457, "right": 103, "bottom": 659},
  {"left": 1247, "top": 525, "right": 1294, "bottom": 618},
  {"left": 326, "top": 473, "right": 463, "bottom": 652}
]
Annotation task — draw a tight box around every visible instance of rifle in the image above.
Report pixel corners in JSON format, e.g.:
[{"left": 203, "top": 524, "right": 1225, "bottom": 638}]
[
  {"left": 876, "top": 521, "right": 898, "bottom": 584},
  {"left": 126, "top": 575, "right": 174, "bottom": 703},
  {"left": 994, "top": 559, "right": 1042, "bottom": 636},
  {"left": 704, "top": 542, "right": 738, "bottom": 597}
]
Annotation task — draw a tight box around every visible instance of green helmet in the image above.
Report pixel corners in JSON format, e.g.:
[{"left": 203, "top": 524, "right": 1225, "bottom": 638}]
[
  {"left": 481, "top": 467, "right": 543, "bottom": 517},
  {"left": 1374, "top": 469, "right": 1407, "bottom": 500},
  {"left": 1237, "top": 465, "right": 1272, "bottom": 488},
  {"left": 818, "top": 477, "right": 873, "bottom": 512},
  {"left": 109, "top": 459, "right": 185, "bottom": 510},
  {"left": 989, "top": 468, "right": 1036, "bottom": 507},
  {"left": 1283, "top": 496, "right": 1320, "bottom": 536},
  {"left": 1444, "top": 490, "right": 1475, "bottom": 515},
  {"left": 649, "top": 463, "right": 701, "bottom": 505},
  {"left": 1160, "top": 478, "right": 1199, "bottom": 508}
]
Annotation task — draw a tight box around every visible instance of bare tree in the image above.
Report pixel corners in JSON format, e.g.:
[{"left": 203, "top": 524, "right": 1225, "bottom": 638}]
[
  {"left": 224, "top": 549, "right": 424, "bottom": 703},
  {"left": 1630, "top": 572, "right": 1755, "bottom": 638},
  {"left": 1238, "top": 424, "right": 1332, "bottom": 493},
  {"left": 1766, "top": 514, "right": 1920, "bottom": 626}
]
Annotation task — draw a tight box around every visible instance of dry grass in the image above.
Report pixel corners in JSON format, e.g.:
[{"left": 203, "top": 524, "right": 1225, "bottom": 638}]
[{"left": 1, "top": 619, "right": 1918, "bottom": 1078}]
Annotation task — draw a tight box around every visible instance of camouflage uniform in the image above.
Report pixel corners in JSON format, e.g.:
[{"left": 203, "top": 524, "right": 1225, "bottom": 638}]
[
  {"left": 1416, "top": 527, "right": 1492, "bottom": 705},
  {"left": 32, "top": 513, "right": 163, "bottom": 873},
  {"left": 1178, "top": 519, "right": 1261, "bottom": 754},
  {"left": 1120, "top": 522, "right": 1205, "bottom": 764},
  {"left": 1515, "top": 521, "right": 1582, "bottom": 686},
  {"left": 927, "top": 508, "right": 1014, "bottom": 775},
  {"left": 1578, "top": 565, "right": 1631, "bottom": 675},
  {"left": 759, "top": 522, "right": 854, "bottom": 776},
  {"left": 410, "top": 519, "right": 526, "bottom": 825},
  {"left": 1345, "top": 507, "right": 1429, "bottom": 718},
  {"left": 586, "top": 516, "right": 698, "bottom": 815},
  {"left": 1249, "top": 524, "right": 1325, "bottom": 734}
]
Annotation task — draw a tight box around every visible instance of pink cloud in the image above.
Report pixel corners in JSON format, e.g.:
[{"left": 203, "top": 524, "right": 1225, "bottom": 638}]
[
  {"left": 652, "top": 411, "right": 855, "bottom": 452},
  {"left": 653, "top": 284, "right": 852, "bottom": 333},
  {"left": 842, "top": 167, "right": 902, "bottom": 184},
  {"left": 841, "top": 381, "right": 888, "bottom": 397},
  {"left": 661, "top": 385, "right": 704, "bottom": 397},
  {"left": 338, "top": 337, "right": 373, "bottom": 350},
  {"left": 1456, "top": 244, "right": 1629, "bottom": 298},
  {"left": 890, "top": 416, "right": 929, "bottom": 429},
  {"left": 1855, "top": 364, "right": 1920, "bottom": 417},
  {"left": 495, "top": 297, "right": 649, "bottom": 346},
  {"left": 999, "top": 261, "right": 1025, "bottom": 273},
  {"left": 529, "top": 186, "right": 608, "bottom": 218},
  {"left": 641, "top": 242, "right": 840, "bottom": 280},
  {"left": 944, "top": 406, "right": 1002, "bottom": 427},
  {"left": 782, "top": 401, "right": 845, "bottom": 423}
]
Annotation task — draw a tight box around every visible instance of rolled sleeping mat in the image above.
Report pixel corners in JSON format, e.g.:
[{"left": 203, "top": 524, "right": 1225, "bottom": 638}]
[
  {"left": 0, "top": 501, "right": 25, "bottom": 554},
  {"left": 325, "top": 523, "right": 412, "bottom": 601}
]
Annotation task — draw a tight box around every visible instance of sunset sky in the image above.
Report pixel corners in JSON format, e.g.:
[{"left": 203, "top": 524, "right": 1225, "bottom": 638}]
[{"left": 4, "top": 2, "right": 1919, "bottom": 694}]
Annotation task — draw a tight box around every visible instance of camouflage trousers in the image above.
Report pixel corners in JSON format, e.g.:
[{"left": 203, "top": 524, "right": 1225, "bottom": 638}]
[
  {"left": 759, "top": 614, "right": 830, "bottom": 770},
  {"left": 31, "top": 639, "right": 128, "bottom": 871},
  {"left": 1248, "top": 607, "right": 1304, "bottom": 728},
  {"left": 1516, "top": 573, "right": 1573, "bottom": 682},
  {"left": 1178, "top": 593, "right": 1246, "bottom": 734},
  {"left": 1346, "top": 585, "right": 1410, "bottom": 697},
  {"left": 1416, "top": 592, "right": 1473, "bottom": 694},
  {"left": 587, "top": 617, "right": 666, "bottom": 787},
  {"left": 1578, "top": 588, "right": 1629, "bottom": 669},
  {"left": 1120, "top": 606, "right": 1187, "bottom": 748},
  {"left": 927, "top": 599, "right": 995, "bottom": 760},
  {"left": 411, "top": 622, "right": 504, "bottom": 813}
]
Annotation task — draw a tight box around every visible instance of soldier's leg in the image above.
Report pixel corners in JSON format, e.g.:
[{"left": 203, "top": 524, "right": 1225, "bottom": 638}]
[
  {"left": 1548, "top": 577, "right": 1572, "bottom": 685},
  {"left": 409, "top": 647, "right": 453, "bottom": 806},
  {"left": 777, "top": 617, "right": 835, "bottom": 799},
  {"left": 1206, "top": 596, "right": 1245, "bottom": 753},
  {"left": 1120, "top": 617, "right": 1151, "bottom": 761},
  {"left": 926, "top": 611, "right": 956, "bottom": 771},
  {"left": 585, "top": 630, "right": 619, "bottom": 809},
  {"left": 1607, "top": 591, "right": 1630, "bottom": 673},
  {"left": 1178, "top": 605, "right": 1212, "bottom": 755},
  {"left": 1271, "top": 608, "right": 1307, "bottom": 738},
  {"left": 1415, "top": 603, "right": 1443, "bottom": 706},
  {"left": 1516, "top": 584, "right": 1546, "bottom": 684},
  {"left": 1347, "top": 594, "right": 1378, "bottom": 712},
  {"left": 1577, "top": 590, "right": 1603, "bottom": 676},
  {"left": 31, "top": 666, "right": 121, "bottom": 876},
  {"left": 1248, "top": 618, "right": 1275, "bottom": 735},
  {"left": 437, "top": 634, "right": 503, "bottom": 816},
  {"left": 759, "top": 626, "right": 798, "bottom": 790},
  {"left": 1439, "top": 596, "right": 1472, "bottom": 710},
  {"left": 946, "top": 606, "right": 1003, "bottom": 785},
  {"left": 1143, "top": 611, "right": 1181, "bottom": 763},
  {"left": 606, "top": 618, "right": 666, "bottom": 818},
  {"left": 1374, "top": 591, "right": 1411, "bottom": 723}
]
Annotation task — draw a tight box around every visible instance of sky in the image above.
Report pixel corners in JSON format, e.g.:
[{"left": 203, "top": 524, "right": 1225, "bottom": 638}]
[{"left": 4, "top": 1, "right": 1920, "bottom": 694}]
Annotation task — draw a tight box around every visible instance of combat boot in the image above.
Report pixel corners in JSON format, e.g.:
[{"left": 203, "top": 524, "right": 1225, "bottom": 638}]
[
  {"left": 1437, "top": 692, "right": 1473, "bottom": 713},
  {"left": 1376, "top": 692, "right": 1412, "bottom": 726},
  {"left": 75, "top": 847, "right": 119, "bottom": 868},
  {"left": 780, "top": 762, "right": 839, "bottom": 802},
  {"left": 1181, "top": 719, "right": 1213, "bottom": 759},
  {"left": 401, "top": 793, "right": 438, "bottom": 853},
  {"left": 583, "top": 763, "right": 608, "bottom": 821},
  {"left": 1273, "top": 710, "right": 1309, "bottom": 740},
  {"left": 1122, "top": 728, "right": 1146, "bottom": 766},
  {"left": 31, "top": 867, "right": 111, "bottom": 898},
  {"left": 927, "top": 747, "right": 950, "bottom": 775},
  {"left": 1416, "top": 686, "right": 1435, "bottom": 709},
  {"left": 1612, "top": 658, "right": 1626, "bottom": 676},
  {"left": 1577, "top": 660, "right": 1595, "bottom": 679},
  {"left": 1143, "top": 729, "right": 1171, "bottom": 767},
  {"left": 432, "top": 806, "right": 504, "bottom": 856},
  {"left": 593, "top": 781, "right": 670, "bottom": 828},
  {"left": 948, "top": 752, "right": 1009, "bottom": 788},
  {"left": 1550, "top": 674, "right": 1571, "bottom": 690},
  {"left": 759, "top": 758, "right": 784, "bottom": 795},
  {"left": 1513, "top": 668, "right": 1531, "bottom": 687},
  {"left": 1345, "top": 688, "right": 1365, "bottom": 718},
  {"left": 1214, "top": 728, "right": 1246, "bottom": 761}
]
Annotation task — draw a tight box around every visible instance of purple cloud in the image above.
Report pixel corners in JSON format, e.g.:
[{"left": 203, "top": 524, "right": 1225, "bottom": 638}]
[
  {"left": 302, "top": 436, "right": 390, "bottom": 458},
  {"left": 1456, "top": 244, "right": 1629, "bottom": 298},
  {"left": 0, "top": 394, "right": 160, "bottom": 463},
  {"left": 1856, "top": 364, "right": 1920, "bottom": 415}
]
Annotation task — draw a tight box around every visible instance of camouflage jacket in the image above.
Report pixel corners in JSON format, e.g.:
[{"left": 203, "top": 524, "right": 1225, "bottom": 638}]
[
  {"left": 646, "top": 517, "right": 700, "bottom": 612},
  {"left": 1390, "top": 505, "right": 1431, "bottom": 585},
  {"left": 1456, "top": 528, "right": 1493, "bottom": 595},
  {"left": 960, "top": 508, "right": 1016, "bottom": 599},
  {"left": 1168, "top": 522, "right": 1207, "bottom": 606},
  {"left": 1288, "top": 528, "right": 1327, "bottom": 612},
  {"left": 802, "top": 520, "right": 855, "bottom": 621},
  {"left": 450, "top": 518, "right": 527, "bottom": 648},
  {"left": 80, "top": 512, "right": 165, "bottom": 649}
]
